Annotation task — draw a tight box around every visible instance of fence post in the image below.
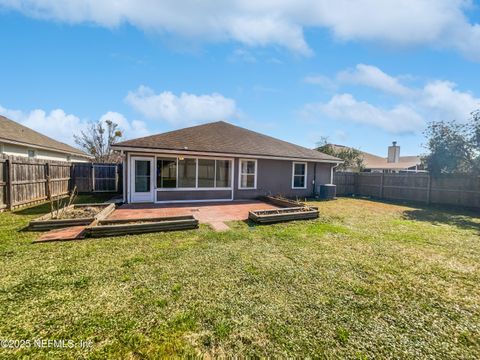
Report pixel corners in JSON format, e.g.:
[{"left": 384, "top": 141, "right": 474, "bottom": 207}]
[
  {"left": 69, "top": 163, "right": 73, "bottom": 193},
  {"left": 115, "top": 164, "right": 119, "bottom": 193},
  {"left": 379, "top": 172, "right": 384, "bottom": 199},
  {"left": 45, "top": 162, "right": 51, "bottom": 200},
  {"left": 91, "top": 163, "right": 95, "bottom": 192},
  {"left": 353, "top": 173, "right": 359, "bottom": 195},
  {"left": 6, "top": 156, "right": 13, "bottom": 210},
  {"left": 426, "top": 174, "right": 432, "bottom": 205}
]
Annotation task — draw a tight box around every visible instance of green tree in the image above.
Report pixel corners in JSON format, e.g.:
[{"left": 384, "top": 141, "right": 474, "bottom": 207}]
[
  {"left": 74, "top": 120, "right": 123, "bottom": 163},
  {"left": 470, "top": 109, "right": 480, "bottom": 171},
  {"left": 422, "top": 110, "right": 480, "bottom": 175},
  {"left": 315, "top": 138, "right": 364, "bottom": 171}
]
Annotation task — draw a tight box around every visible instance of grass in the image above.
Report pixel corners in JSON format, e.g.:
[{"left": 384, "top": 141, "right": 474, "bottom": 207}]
[{"left": 0, "top": 196, "right": 479, "bottom": 358}]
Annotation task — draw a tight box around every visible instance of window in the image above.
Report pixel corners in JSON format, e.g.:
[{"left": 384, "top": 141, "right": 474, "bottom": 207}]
[
  {"left": 292, "top": 162, "right": 307, "bottom": 189},
  {"left": 198, "top": 159, "right": 215, "bottom": 188},
  {"left": 135, "top": 160, "right": 151, "bottom": 192},
  {"left": 156, "top": 157, "right": 232, "bottom": 190},
  {"left": 178, "top": 158, "right": 197, "bottom": 188},
  {"left": 27, "top": 149, "right": 36, "bottom": 158},
  {"left": 157, "top": 158, "right": 177, "bottom": 188},
  {"left": 66, "top": 155, "right": 71, "bottom": 162},
  {"left": 239, "top": 159, "right": 257, "bottom": 189},
  {"left": 216, "top": 160, "right": 231, "bottom": 188}
]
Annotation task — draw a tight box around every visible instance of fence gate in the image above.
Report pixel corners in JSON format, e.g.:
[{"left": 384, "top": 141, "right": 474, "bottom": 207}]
[
  {"left": 72, "top": 163, "right": 121, "bottom": 193},
  {"left": 93, "top": 164, "right": 118, "bottom": 192}
]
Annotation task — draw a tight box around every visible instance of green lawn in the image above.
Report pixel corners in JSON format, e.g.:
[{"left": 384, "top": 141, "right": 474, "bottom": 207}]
[{"left": 0, "top": 197, "right": 479, "bottom": 358}]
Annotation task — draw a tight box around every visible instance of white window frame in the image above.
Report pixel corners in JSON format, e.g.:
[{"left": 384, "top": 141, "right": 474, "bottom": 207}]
[
  {"left": 129, "top": 156, "right": 155, "bottom": 203},
  {"left": 155, "top": 155, "right": 233, "bottom": 191},
  {"left": 238, "top": 159, "right": 257, "bottom": 190},
  {"left": 177, "top": 157, "right": 198, "bottom": 189},
  {"left": 292, "top": 162, "right": 307, "bottom": 189}
]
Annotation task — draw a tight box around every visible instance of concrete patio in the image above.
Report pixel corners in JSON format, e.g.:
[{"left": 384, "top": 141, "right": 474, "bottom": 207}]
[{"left": 109, "top": 200, "right": 279, "bottom": 231}]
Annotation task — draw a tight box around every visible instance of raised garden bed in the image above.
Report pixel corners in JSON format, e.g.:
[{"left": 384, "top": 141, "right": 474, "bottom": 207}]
[
  {"left": 85, "top": 215, "right": 198, "bottom": 237},
  {"left": 260, "top": 195, "right": 306, "bottom": 208},
  {"left": 28, "top": 203, "right": 116, "bottom": 231},
  {"left": 249, "top": 206, "right": 319, "bottom": 224}
]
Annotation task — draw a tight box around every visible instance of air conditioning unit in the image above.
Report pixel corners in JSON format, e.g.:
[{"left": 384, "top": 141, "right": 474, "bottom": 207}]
[{"left": 318, "top": 184, "right": 336, "bottom": 200}]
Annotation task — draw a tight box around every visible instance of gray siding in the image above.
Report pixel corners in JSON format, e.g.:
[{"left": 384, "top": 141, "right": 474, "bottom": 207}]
[
  {"left": 233, "top": 158, "right": 331, "bottom": 200},
  {"left": 127, "top": 152, "right": 333, "bottom": 203},
  {"left": 157, "top": 190, "right": 231, "bottom": 201}
]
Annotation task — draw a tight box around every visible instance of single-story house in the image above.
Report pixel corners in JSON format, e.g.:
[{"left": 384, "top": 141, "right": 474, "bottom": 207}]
[
  {"left": 0, "top": 115, "right": 91, "bottom": 162},
  {"left": 328, "top": 142, "right": 424, "bottom": 173},
  {"left": 113, "top": 121, "right": 341, "bottom": 203}
]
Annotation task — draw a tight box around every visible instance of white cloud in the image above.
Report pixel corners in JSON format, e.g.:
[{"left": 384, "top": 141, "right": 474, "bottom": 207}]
[
  {"left": 0, "top": 106, "right": 86, "bottom": 145},
  {"left": 125, "top": 85, "right": 237, "bottom": 125},
  {"left": 99, "top": 111, "right": 149, "bottom": 139},
  {"left": 0, "top": 105, "right": 148, "bottom": 145},
  {"left": 337, "top": 64, "right": 412, "bottom": 96},
  {"left": 228, "top": 48, "right": 257, "bottom": 63},
  {"left": 301, "top": 64, "right": 480, "bottom": 133},
  {"left": 420, "top": 80, "right": 480, "bottom": 122},
  {"left": 302, "top": 94, "right": 424, "bottom": 134},
  {"left": 303, "top": 74, "right": 338, "bottom": 91},
  {"left": 1, "top": 0, "right": 479, "bottom": 59}
]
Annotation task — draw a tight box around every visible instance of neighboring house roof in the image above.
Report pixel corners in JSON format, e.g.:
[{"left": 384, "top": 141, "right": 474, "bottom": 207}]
[
  {"left": 114, "top": 121, "right": 340, "bottom": 162},
  {"left": 329, "top": 144, "right": 421, "bottom": 170},
  {"left": 0, "top": 115, "right": 90, "bottom": 157}
]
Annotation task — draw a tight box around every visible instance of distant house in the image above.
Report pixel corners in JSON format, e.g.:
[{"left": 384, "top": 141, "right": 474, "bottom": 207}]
[
  {"left": 330, "top": 142, "right": 424, "bottom": 173},
  {"left": 112, "top": 121, "right": 341, "bottom": 203},
  {"left": 0, "top": 115, "right": 91, "bottom": 162}
]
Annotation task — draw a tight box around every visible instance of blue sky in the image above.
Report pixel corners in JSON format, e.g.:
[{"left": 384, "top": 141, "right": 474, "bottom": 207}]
[{"left": 1, "top": 1, "right": 479, "bottom": 158}]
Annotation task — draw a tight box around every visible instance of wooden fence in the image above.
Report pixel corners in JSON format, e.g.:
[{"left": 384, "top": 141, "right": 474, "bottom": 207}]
[
  {"left": 72, "top": 163, "right": 122, "bottom": 193},
  {"left": 334, "top": 172, "right": 480, "bottom": 209},
  {"left": 0, "top": 155, "right": 122, "bottom": 210}
]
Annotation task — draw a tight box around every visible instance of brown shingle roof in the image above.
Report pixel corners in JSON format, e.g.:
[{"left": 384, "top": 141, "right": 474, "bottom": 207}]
[
  {"left": 329, "top": 144, "right": 421, "bottom": 170},
  {"left": 0, "top": 115, "right": 89, "bottom": 157},
  {"left": 115, "top": 121, "right": 340, "bottom": 162}
]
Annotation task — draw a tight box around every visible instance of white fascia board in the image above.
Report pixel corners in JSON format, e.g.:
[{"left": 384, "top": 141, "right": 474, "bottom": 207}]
[
  {"left": 0, "top": 138, "right": 93, "bottom": 159},
  {"left": 111, "top": 145, "right": 343, "bottom": 164}
]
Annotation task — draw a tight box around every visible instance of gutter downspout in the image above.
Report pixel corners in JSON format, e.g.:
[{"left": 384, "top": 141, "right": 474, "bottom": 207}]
[
  {"left": 121, "top": 150, "right": 127, "bottom": 204},
  {"left": 330, "top": 162, "right": 341, "bottom": 184},
  {"left": 313, "top": 162, "right": 317, "bottom": 198}
]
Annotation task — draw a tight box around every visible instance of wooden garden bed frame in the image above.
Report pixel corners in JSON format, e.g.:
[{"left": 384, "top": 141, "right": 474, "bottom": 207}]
[
  {"left": 28, "top": 203, "right": 116, "bottom": 231},
  {"left": 85, "top": 215, "right": 198, "bottom": 237},
  {"left": 249, "top": 206, "right": 319, "bottom": 224},
  {"left": 250, "top": 195, "right": 319, "bottom": 224},
  {"left": 260, "top": 195, "right": 306, "bottom": 208}
]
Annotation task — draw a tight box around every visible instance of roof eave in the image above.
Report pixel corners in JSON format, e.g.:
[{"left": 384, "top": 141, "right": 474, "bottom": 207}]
[
  {"left": 0, "top": 137, "right": 93, "bottom": 158},
  {"left": 112, "top": 144, "right": 342, "bottom": 163}
]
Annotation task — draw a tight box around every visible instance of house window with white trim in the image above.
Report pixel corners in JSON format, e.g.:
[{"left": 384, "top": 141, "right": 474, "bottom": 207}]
[
  {"left": 292, "top": 162, "right": 307, "bottom": 189},
  {"left": 27, "top": 149, "right": 36, "bottom": 158},
  {"left": 239, "top": 159, "right": 257, "bottom": 189},
  {"left": 157, "top": 157, "right": 177, "bottom": 188},
  {"left": 198, "top": 159, "right": 215, "bottom": 188},
  {"left": 178, "top": 158, "right": 197, "bottom": 188},
  {"left": 216, "top": 160, "right": 231, "bottom": 188},
  {"left": 156, "top": 156, "right": 233, "bottom": 190}
]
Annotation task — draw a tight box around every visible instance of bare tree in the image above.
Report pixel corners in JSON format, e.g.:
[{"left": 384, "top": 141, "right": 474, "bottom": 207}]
[{"left": 74, "top": 120, "right": 123, "bottom": 163}]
